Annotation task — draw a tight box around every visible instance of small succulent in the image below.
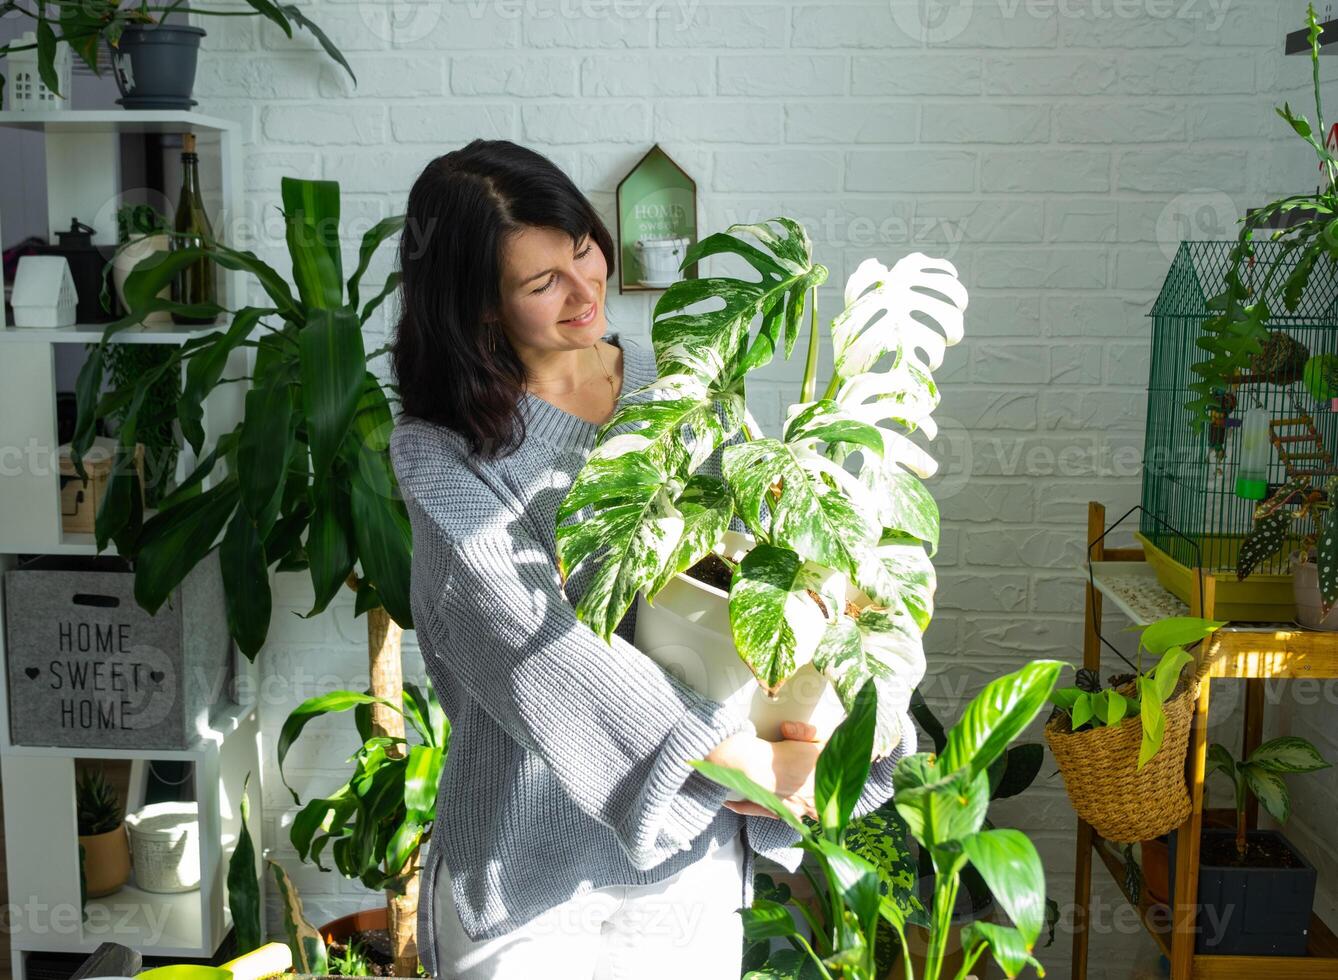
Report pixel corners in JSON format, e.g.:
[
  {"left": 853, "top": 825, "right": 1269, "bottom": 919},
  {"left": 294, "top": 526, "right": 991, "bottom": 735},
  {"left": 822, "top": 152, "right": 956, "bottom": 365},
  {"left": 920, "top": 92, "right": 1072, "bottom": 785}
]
[{"left": 75, "top": 768, "right": 123, "bottom": 837}]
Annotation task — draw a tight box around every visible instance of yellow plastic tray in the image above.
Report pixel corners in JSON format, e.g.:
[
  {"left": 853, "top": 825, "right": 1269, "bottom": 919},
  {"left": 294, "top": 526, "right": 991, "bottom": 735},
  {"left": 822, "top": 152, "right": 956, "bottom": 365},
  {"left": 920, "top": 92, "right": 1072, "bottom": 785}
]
[{"left": 1134, "top": 531, "right": 1296, "bottom": 622}]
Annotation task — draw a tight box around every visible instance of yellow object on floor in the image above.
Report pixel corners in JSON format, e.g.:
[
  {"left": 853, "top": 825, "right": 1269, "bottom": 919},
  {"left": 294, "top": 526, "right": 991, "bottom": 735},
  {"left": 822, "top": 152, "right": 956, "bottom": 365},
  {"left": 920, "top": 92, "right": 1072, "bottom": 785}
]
[{"left": 219, "top": 942, "right": 295, "bottom": 980}]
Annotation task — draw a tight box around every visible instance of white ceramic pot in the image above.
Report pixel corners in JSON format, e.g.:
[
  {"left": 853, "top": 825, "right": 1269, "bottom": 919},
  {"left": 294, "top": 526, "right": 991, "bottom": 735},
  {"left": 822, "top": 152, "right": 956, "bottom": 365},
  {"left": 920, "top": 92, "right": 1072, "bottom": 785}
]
[
  {"left": 112, "top": 233, "right": 173, "bottom": 325},
  {"left": 633, "top": 530, "right": 855, "bottom": 799},
  {"left": 1292, "top": 556, "right": 1338, "bottom": 630},
  {"left": 633, "top": 236, "right": 689, "bottom": 287}
]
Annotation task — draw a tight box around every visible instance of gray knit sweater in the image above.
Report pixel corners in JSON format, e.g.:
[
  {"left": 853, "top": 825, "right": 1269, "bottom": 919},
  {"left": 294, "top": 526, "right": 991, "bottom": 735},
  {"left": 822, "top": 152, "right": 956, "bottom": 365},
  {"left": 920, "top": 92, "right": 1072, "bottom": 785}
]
[{"left": 388, "top": 332, "right": 912, "bottom": 971}]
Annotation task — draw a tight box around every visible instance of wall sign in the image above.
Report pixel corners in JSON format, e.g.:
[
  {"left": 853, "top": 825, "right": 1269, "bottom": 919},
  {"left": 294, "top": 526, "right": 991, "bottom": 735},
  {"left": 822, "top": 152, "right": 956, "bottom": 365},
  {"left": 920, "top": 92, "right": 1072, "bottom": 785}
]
[{"left": 615, "top": 144, "right": 699, "bottom": 294}]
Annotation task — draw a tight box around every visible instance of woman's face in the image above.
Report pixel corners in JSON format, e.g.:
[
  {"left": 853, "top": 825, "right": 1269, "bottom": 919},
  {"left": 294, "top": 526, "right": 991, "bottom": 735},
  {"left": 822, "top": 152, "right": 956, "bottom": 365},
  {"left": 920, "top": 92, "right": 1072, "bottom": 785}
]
[{"left": 492, "top": 225, "right": 607, "bottom": 356}]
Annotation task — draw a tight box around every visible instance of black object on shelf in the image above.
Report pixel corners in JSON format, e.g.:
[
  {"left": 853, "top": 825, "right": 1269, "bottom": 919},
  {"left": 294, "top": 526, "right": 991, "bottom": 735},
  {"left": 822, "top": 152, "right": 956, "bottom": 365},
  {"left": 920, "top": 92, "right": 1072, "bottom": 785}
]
[
  {"left": 1286, "top": 17, "right": 1338, "bottom": 54},
  {"left": 33, "top": 220, "right": 118, "bottom": 324}
]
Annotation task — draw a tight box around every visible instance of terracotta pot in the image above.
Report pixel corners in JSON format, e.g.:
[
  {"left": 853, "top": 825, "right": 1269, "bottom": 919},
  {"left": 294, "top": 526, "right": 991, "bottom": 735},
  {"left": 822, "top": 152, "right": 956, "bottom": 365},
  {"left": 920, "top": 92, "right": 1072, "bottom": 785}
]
[
  {"left": 79, "top": 824, "right": 131, "bottom": 898},
  {"left": 1140, "top": 835, "right": 1170, "bottom": 904},
  {"left": 320, "top": 904, "right": 388, "bottom": 945}
]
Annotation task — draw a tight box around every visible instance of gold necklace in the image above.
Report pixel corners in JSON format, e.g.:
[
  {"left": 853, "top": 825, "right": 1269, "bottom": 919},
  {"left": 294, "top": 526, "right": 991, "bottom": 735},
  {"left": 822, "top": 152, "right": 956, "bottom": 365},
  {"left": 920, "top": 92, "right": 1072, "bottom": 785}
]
[{"left": 591, "top": 343, "right": 616, "bottom": 399}]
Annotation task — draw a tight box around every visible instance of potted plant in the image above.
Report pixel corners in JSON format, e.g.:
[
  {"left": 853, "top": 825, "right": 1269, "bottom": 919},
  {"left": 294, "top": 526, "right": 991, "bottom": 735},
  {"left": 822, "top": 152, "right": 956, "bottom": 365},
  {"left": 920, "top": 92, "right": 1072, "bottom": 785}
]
[
  {"left": 555, "top": 216, "right": 966, "bottom": 764},
  {"left": 1236, "top": 475, "right": 1338, "bottom": 629},
  {"left": 699, "top": 659, "right": 1063, "bottom": 979},
  {"left": 0, "top": 1, "right": 354, "bottom": 109},
  {"left": 1165, "top": 736, "right": 1331, "bottom": 955},
  {"left": 1185, "top": 4, "right": 1338, "bottom": 429},
  {"left": 75, "top": 765, "right": 130, "bottom": 898},
  {"left": 275, "top": 679, "right": 448, "bottom": 977},
  {"left": 106, "top": 204, "right": 173, "bottom": 327},
  {"left": 1044, "top": 616, "right": 1225, "bottom": 843},
  {"left": 70, "top": 177, "right": 420, "bottom": 972}
]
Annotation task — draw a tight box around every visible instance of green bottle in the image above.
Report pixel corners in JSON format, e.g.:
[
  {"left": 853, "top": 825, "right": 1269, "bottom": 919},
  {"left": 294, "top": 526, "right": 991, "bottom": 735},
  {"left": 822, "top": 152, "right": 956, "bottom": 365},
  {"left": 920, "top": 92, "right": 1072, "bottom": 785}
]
[{"left": 170, "top": 132, "right": 217, "bottom": 325}]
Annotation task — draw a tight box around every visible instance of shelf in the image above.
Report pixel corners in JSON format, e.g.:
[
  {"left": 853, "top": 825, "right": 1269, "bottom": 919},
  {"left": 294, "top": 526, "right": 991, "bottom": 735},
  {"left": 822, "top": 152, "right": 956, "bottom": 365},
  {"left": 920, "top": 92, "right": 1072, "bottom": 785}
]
[
  {"left": 1286, "top": 18, "right": 1338, "bottom": 55},
  {"left": 0, "top": 322, "right": 228, "bottom": 345},
  {"left": 49, "top": 884, "right": 232, "bottom": 959},
  {"left": 0, "top": 699, "right": 256, "bottom": 760},
  {"left": 1091, "top": 560, "right": 1188, "bottom": 626},
  {"left": 0, "top": 110, "right": 238, "bottom": 134},
  {"left": 1092, "top": 837, "right": 1338, "bottom": 977}
]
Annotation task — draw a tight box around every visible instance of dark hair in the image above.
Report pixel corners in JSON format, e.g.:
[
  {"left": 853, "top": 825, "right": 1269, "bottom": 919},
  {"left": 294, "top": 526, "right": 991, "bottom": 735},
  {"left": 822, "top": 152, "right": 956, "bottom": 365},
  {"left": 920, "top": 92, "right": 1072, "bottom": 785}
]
[{"left": 389, "top": 139, "right": 617, "bottom": 460}]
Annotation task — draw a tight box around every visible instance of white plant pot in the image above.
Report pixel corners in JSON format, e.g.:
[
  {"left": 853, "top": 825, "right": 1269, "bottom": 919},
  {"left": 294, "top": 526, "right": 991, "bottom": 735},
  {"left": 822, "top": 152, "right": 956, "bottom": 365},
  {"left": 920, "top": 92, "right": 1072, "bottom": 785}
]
[
  {"left": 633, "top": 236, "right": 689, "bottom": 288},
  {"left": 633, "top": 530, "right": 855, "bottom": 800},
  {"left": 112, "top": 233, "right": 173, "bottom": 325}
]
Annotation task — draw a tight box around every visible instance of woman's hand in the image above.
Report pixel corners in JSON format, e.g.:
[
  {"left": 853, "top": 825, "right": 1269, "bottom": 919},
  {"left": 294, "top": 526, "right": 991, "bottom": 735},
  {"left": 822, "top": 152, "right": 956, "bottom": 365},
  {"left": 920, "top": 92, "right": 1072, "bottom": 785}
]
[{"left": 717, "top": 720, "right": 827, "bottom": 822}]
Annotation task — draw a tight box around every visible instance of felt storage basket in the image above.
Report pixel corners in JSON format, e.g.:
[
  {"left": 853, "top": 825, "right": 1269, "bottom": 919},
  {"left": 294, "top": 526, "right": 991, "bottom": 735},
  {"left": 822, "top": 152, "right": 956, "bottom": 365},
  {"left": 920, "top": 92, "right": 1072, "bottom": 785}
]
[{"left": 1044, "top": 657, "right": 1209, "bottom": 844}]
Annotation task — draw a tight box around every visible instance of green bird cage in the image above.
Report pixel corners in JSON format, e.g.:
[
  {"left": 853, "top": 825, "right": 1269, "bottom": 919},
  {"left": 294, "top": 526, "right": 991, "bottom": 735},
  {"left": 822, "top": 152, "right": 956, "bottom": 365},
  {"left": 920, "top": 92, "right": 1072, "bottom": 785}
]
[{"left": 1139, "top": 239, "right": 1338, "bottom": 621}]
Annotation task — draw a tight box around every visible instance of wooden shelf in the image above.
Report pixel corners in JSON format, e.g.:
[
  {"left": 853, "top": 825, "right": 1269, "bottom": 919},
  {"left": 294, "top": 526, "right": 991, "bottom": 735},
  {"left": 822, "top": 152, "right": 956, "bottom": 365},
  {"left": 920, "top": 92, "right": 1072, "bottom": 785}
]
[
  {"left": 0, "top": 110, "right": 238, "bottom": 134},
  {"left": 0, "top": 323, "right": 228, "bottom": 345}
]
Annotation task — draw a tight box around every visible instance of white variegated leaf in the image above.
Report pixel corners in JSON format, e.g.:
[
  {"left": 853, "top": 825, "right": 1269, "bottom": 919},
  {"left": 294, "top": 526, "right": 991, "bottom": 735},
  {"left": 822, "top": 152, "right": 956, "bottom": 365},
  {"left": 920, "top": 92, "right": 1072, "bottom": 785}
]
[
  {"left": 854, "top": 533, "right": 936, "bottom": 632},
  {"left": 728, "top": 544, "right": 829, "bottom": 693},
  {"left": 721, "top": 438, "right": 881, "bottom": 579}
]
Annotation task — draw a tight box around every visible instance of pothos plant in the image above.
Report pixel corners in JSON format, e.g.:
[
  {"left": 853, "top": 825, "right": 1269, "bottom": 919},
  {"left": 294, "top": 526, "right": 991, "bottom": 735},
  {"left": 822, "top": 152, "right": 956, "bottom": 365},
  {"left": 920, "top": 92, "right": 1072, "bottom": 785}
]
[
  {"left": 1237, "top": 474, "right": 1338, "bottom": 614},
  {"left": 1206, "top": 736, "right": 1331, "bottom": 857},
  {"left": 554, "top": 217, "right": 966, "bottom": 760},
  {"left": 1187, "top": 4, "right": 1338, "bottom": 428},
  {"left": 698, "top": 660, "right": 1063, "bottom": 980},
  {"left": 1048, "top": 616, "right": 1224, "bottom": 769}
]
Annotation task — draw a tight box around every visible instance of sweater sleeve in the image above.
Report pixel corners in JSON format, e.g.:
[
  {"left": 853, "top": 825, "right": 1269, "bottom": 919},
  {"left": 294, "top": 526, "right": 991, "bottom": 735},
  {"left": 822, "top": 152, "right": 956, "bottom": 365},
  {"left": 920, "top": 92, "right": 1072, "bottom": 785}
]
[{"left": 419, "top": 519, "right": 755, "bottom": 872}]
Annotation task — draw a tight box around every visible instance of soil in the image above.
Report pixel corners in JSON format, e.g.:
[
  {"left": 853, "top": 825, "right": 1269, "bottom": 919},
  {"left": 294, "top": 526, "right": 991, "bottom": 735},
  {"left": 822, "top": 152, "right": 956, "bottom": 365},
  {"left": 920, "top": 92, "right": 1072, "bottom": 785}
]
[
  {"left": 327, "top": 926, "right": 396, "bottom": 976},
  {"left": 1201, "top": 832, "right": 1308, "bottom": 869},
  {"left": 685, "top": 551, "right": 734, "bottom": 591}
]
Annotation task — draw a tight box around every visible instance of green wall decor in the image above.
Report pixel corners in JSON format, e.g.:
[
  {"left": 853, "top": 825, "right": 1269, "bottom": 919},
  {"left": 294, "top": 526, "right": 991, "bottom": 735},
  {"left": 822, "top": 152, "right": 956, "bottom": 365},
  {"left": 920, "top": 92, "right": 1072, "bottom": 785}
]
[{"left": 615, "top": 144, "right": 699, "bottom": 294}]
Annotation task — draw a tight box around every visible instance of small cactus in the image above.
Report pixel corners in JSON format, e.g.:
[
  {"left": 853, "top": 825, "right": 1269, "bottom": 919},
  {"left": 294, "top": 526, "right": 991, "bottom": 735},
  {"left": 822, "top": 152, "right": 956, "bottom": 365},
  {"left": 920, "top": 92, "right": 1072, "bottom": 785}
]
[{"left": 75, "top": 768, "right": 123, "bottom": 836}]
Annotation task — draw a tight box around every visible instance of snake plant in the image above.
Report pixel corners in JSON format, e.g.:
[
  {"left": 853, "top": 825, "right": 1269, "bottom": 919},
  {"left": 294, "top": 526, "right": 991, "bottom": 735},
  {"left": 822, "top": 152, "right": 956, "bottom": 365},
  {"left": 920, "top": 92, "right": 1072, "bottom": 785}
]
[{"left": 554, "top": 217, "right": 966, "bottom": 759}]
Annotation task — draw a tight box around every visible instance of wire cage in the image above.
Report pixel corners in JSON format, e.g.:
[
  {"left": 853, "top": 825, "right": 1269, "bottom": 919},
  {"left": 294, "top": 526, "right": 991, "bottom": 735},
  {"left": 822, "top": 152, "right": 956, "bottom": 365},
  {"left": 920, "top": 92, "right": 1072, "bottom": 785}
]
[{"left": 1139, "top": 240, "right": 1338, "bottom": 618}]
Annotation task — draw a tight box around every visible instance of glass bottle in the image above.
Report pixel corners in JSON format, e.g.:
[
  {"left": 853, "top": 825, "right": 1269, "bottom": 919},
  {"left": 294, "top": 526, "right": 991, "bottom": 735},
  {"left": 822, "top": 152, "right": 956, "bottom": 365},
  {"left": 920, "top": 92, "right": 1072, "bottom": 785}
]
[
  {"left": 170, "top": 132, "right": 218, "bottom": 325},
  {"left": 1235, "top": 408, "right": 1272, "bottom": 500}
]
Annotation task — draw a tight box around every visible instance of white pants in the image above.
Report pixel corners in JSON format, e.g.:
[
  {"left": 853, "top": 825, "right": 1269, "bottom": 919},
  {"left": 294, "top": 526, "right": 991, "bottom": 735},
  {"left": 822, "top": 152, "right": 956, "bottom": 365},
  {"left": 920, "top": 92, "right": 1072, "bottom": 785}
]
[{"left": 431, "top": 830, "right": 747, "bottom": 980}]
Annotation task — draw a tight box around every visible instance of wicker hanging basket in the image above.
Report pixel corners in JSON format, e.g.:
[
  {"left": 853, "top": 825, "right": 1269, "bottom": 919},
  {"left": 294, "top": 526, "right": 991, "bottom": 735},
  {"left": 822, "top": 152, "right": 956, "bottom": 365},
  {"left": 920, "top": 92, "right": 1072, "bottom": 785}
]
[{"left": 1044, "top": 657, "right": 1210, "bottom": 844}]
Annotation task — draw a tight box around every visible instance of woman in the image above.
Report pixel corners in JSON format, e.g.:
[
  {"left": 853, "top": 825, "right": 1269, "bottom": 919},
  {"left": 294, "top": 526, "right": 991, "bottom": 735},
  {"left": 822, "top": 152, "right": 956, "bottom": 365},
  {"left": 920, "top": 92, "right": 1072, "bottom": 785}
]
[{"left": 387, "top": 139, "right": 907, "bottom": 979}]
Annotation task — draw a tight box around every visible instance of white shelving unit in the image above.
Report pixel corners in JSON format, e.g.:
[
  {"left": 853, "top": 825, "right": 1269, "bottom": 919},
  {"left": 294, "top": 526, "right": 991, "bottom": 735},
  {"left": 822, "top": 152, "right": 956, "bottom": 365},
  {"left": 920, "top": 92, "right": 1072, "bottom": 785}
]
[{"left": 0, "top": 110, "right": 261, "bottom": 980}]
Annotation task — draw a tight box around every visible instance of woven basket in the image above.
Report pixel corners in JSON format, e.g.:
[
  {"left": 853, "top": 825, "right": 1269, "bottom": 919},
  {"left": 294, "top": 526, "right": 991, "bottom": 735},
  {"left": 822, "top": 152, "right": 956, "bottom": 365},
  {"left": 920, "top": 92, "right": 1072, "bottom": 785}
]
[{"left": 1044, "top": 658, "right": 1209, "bottom": 844}]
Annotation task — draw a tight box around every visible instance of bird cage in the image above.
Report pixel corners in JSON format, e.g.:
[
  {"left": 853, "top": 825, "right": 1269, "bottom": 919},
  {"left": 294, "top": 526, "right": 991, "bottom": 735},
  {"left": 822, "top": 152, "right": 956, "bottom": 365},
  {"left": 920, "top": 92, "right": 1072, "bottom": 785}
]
[
  {"left": 1139, "top": 240, "right": 1338, "bottom": 620},
  {"left": 11, "top": 255, "right": 78, "bottom": 327},
  {"left": 4, "top": 30, "right": 71, "bottom": 111}
]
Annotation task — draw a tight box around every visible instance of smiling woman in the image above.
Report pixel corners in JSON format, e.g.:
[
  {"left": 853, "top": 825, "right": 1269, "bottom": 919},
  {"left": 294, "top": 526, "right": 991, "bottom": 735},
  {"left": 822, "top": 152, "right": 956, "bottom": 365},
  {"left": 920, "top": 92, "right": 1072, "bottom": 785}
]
[{"left": 387, "top": 140, "right": 866, "bottom": 980}]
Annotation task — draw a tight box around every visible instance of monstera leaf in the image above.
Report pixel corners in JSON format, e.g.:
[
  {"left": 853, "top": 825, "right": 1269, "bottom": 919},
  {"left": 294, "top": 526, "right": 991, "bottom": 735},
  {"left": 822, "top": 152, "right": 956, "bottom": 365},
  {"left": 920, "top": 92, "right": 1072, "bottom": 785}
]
[{"left": 555, "top": 218, "right": 966, "bottom": 764}]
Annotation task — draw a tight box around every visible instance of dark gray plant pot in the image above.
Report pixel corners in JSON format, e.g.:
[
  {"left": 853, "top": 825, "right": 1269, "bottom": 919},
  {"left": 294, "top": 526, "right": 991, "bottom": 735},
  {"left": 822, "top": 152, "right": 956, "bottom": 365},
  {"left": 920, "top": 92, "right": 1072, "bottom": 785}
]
[
  {"left": 107, "top": 24, "right": 206, "bottom": 110},
  {"left": 1168, "top": 828, "right": 1317, "bottom": 956}
]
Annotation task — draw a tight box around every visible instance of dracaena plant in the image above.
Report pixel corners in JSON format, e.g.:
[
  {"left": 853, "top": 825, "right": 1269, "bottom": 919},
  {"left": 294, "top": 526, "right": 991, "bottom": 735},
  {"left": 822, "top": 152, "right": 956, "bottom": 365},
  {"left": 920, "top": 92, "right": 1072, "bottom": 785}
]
[
  {"left": 1049, "top": 616, "right": 1224, "bottom": 769},
  {"left": 1206, "top": 736, "right": 1331, "bottom": 858},
  {"left": 0, "top": 0, "right": 354, "bottom": 105},
  {"left": 1187, "top": 4, "right": 1338, "bottom": 428},
  {"left": 554, "top": 218, "right": 966, "bottom": 760},
  {"left": 71, "top": 176, "right": 425, "bottom": 974},
  {"left": 695, "top": 660, "right": 1063, "bottom": 980}
]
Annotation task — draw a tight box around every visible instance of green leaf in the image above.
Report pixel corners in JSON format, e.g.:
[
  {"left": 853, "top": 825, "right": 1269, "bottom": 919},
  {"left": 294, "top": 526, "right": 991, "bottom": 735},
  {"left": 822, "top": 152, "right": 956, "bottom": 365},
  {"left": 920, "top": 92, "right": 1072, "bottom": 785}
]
[
  {"left": 133, "top": 480, "right": 241, "bottom": 615},
  {"left": 959, "top": 920, "right": 1045, "bottom": 979},
  {"left": 305, "top": 479, "right": 356, "bottom": 618},
  {"left": 1248, "top": 736, "right": 1331, "bottom": 773},
  {"left": 938, "top": 660, "right": 1065, "bottom": 780},
  {"left": 403, "top": 744, "right": 443, "bottom": 816},
  {"left": 815, "top": 677, "right": 876, "bottom": 840},
  {"left": 347, "top": 214, "right": 405, "bottom": 310},
  {"left": 281, "top": 177, "right": 345, "bottom": 310},
  {"left": 1147, "top": 646, "right": 1194, "bottom": 704},
  {"left": 1139, "top": 617, "right": 1226, "bottom": 656},
  {"left": 300, "top": 307, "right": 366, "bottom": 483},
  {"left": 179, "top": 307, "right": 277, "bottom": 456},
  {"left": 812, "top": 609, "right": 921, "bottom": 760},
  {"left": 225, "top": 772, "right": 263, "bottom": 955},
  {"left": 279, "top": 3, "right": 358, "bottom": 85},
  {"left": 689, "top": 760, "right": 810, "bottom": 836},
  {"left": 992, "top": 743, "right": 1044, "bottom": 800},
  {"left": 277, "top": 691, "right": 400, "bottom": 804},
  {"left": 219, "top": 505, "right": 274, "bottom": 660},
  {"left": 813, "top": 834, "right": 883, "bottom": 944},
  {"left": 1318, "top": 519, "right": 1338, "bottom": 614},
  {"left": 1242, "top": 764, "right": 1292, "bottom": 824},
  {"left": 893, "top": 755, "right": 990, "bottom": 847},
  {"left": 962, "top": 829, "right": 1046, "bottom": 946},
  {"left": 740, "top": 899, "right": 800, "bottom": 941},
  {"left": 267, "top": 858, "right": 328, "bottom": 974},
  {"left": 1071, "top": 692, "right": 1095, "bottom": 731},
  {"left": 1206, "top": 743, "right": 1237, "bottom": 785}
]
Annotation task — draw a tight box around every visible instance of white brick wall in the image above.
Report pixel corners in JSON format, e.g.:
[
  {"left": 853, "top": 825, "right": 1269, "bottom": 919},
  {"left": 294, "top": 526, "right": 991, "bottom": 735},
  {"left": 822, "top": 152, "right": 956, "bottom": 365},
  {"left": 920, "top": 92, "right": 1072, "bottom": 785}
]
[{"left": 190, "top": 1, "right": 1336, "bottom": 974}]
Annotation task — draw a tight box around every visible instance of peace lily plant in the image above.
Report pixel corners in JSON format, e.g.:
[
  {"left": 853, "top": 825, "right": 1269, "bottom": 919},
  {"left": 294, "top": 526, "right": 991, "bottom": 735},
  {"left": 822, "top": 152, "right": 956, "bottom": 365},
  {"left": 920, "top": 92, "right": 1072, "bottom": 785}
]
[{"left": 555, "top": 218, "right": 967, "bottom": 758}]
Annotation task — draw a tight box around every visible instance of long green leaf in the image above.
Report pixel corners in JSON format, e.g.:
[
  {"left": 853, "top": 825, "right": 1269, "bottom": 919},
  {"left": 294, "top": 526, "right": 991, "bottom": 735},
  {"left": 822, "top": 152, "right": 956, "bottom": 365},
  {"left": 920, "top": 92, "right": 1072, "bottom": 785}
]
[
  {"left": 133, "top": 480, "right": 241, "bottom": 614},
  {"left": 300, "top": 307, "right": 365, "bottom": 482},
  {"left": 267, "top": 858, "right": 328, "bottom": 974},
  {"left": 1242, "top": 764, "right": 1291, "bottom": 824},
  {"left": 225, "top": 772, "right": 262, "bottom": 955},
  {"left": 938, "top": 660, "right": 1064, "bottom": 779},
  {"left": 815, "top": 677, "right": 876, "bottom": 841},
  {"left": 1248, "top": 736, "right": 1331, "bottom": 773},
  {"left": 961, "top": 828, "right": 1045, "bottom": 945},
  {"left": 277, "top": 691, "right": 400, "bottom": 804},
  {"left": 281, "top": 177, "right": 345, "bottom": 310}
]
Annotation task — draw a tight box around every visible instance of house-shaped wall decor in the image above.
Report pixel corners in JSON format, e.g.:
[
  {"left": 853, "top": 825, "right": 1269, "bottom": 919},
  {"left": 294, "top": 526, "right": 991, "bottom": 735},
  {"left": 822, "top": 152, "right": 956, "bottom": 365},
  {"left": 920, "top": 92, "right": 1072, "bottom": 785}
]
[
  {"left": 11, "top": 255, "right": 78, "bottom": 328},
  {"left": 615, "top": 144, "right": 699, "bottom": 294},
  {"left": 4, "top": 30, "right": 71, "bottom": 111}
]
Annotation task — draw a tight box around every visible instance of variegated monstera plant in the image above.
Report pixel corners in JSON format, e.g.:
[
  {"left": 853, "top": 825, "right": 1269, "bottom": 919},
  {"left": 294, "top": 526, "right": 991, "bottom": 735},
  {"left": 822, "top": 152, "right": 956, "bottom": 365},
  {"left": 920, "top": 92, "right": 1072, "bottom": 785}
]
[{"left": 554, "top": 218, "right": 966, "bottom": 759}]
